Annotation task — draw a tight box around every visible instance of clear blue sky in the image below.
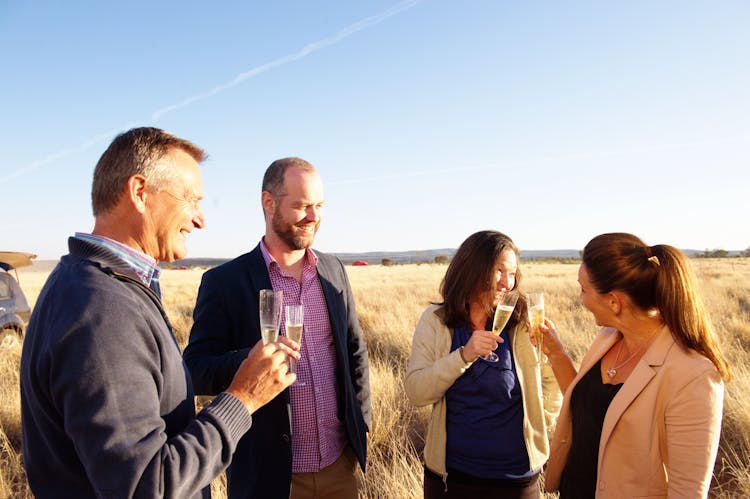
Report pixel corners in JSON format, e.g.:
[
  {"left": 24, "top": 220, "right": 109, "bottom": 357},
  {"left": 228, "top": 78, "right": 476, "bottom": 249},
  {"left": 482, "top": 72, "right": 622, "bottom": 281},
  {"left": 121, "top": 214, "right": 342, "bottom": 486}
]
[{"left": 2, "top": 1, "right": 748, "bottom": 260}]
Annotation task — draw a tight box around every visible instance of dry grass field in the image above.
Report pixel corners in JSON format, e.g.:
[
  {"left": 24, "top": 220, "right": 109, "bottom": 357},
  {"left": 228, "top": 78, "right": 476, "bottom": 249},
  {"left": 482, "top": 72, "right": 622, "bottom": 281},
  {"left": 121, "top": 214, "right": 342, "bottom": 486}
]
[{"left": 2, "top": 258, "right": 749, "bottom": 498}]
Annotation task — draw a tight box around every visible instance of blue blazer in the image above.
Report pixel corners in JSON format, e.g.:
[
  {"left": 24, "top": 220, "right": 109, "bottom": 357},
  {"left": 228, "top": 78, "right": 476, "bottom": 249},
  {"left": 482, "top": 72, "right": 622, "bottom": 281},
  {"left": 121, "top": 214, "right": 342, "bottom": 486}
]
[{"left": 183, "top": 245, "right": 371, "bottom": 499}]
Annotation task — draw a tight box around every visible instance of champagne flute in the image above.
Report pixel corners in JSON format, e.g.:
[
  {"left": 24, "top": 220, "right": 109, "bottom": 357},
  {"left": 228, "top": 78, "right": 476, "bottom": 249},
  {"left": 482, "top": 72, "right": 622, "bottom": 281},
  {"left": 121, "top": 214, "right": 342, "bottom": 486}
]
[
  {"left": 284, "top": 304, "right": 305, "bottom": 385},
  {"left": 526, "top": 292, "right": 545, "bottom": 364},
  {"left": 259, "top": 289, "right": 283, "bottom": 345},
  {"left": 482, "top": 291, "right": 519, "bottom": 362}
]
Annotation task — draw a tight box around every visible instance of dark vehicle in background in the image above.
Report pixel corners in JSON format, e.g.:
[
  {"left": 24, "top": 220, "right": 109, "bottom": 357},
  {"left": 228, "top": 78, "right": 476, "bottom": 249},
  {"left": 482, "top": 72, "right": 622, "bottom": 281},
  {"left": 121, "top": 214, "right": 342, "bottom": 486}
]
[{"left": 1, "top": 251, "right": 36, "bottom": 348}]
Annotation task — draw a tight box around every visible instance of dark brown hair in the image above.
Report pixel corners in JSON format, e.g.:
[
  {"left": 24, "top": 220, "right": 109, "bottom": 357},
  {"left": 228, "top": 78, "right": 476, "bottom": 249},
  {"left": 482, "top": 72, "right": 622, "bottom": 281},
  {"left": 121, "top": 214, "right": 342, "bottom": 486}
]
[
  {"left": 582, "top": 232, "right": 731, "bottom": 381},
  {"left": 437, "top": 230, "right": 526, "bottom": 330},
  {"left": 91, "top": 127, "right": 205, "bottom": 216}
]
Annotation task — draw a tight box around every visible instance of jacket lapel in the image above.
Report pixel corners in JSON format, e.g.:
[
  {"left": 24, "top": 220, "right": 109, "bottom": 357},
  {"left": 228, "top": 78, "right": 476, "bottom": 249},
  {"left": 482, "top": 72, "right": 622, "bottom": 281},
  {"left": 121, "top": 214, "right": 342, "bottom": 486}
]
[
  {"left": 316, "top": 256, "right": 344, "bottom": 340},
  {"left": 598, "top": 326, "right": 672, "bottom": 461},
  {"left": 246, "top": 245, "right": 273, "bottom": 300}
]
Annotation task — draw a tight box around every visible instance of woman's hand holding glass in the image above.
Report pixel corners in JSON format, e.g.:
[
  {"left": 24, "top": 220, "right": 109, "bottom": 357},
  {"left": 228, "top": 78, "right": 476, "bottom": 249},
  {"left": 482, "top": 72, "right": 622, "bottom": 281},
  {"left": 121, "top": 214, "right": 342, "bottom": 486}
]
[
  {"left": 462, "top": 329, "right": 504, "bottom": 363},
  {"left": 535, "top": 319, "right": 565, "bottom": 359},
  {"left": 533, "top": 318, "right": 577, "bottom": 392}
]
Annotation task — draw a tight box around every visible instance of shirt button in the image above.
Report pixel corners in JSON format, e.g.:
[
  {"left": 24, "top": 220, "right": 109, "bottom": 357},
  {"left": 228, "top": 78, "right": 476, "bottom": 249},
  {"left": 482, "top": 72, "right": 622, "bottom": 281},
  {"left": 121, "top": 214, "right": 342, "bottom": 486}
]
[{"left": 282, "top": 434, "right": 290, "bottom": 443}]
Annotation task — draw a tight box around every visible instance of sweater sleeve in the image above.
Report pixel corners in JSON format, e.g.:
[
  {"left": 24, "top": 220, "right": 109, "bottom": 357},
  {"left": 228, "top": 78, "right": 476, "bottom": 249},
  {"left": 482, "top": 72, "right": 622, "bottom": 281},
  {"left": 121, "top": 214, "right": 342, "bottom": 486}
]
[
  {"left": 404, "top": 306, "right": 471, "bottom": 407},
  {"left": 541, "top": 359, "right": 563, "bottom": 438},
  {"left": 50, "top": 290, "right": 252, "bottom": 499}
]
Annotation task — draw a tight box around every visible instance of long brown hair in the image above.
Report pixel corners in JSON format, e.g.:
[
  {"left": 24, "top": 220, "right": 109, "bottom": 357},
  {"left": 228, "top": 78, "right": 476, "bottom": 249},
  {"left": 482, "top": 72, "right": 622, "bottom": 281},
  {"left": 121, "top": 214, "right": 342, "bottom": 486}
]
[
  {"left": 582, "top": 232, "right": 731, "bottom": 381},
  {"left": 437, "top": 230, "right": 526, "bottom": 330}
]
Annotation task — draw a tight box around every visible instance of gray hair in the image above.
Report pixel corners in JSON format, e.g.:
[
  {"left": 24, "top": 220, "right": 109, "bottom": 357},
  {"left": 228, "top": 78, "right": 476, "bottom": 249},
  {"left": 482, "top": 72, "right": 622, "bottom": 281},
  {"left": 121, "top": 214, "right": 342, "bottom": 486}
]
[{"left": 91, "top": 127, "right": 205, "bottom": 216}]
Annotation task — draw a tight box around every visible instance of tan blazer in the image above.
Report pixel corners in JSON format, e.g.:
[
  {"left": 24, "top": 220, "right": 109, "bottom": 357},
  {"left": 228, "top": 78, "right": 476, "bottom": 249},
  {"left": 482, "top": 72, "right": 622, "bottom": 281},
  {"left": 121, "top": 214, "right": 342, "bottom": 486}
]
[{"left": 545, "top": 326, "right": 724, "bottom": 498}]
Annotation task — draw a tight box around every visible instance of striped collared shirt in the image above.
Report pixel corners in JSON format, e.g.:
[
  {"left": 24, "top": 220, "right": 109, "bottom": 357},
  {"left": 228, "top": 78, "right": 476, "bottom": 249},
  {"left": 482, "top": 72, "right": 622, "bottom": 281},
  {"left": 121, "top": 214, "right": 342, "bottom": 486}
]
[
  {"left": 259, "top": 239, "right": 347, "bottom": 473},
  {"left": 74, "top": 232, "right": 162, "bottom": 298}
]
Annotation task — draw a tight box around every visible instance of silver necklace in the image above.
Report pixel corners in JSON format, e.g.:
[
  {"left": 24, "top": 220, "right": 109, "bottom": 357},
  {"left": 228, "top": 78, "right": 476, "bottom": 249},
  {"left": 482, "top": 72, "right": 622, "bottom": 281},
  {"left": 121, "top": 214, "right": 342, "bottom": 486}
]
[
  {"left": 606, "top": 326, "right": 662, "bottom": 378},
  {"left": 606, "top": 338, "right": 646, "bottom": 378}
]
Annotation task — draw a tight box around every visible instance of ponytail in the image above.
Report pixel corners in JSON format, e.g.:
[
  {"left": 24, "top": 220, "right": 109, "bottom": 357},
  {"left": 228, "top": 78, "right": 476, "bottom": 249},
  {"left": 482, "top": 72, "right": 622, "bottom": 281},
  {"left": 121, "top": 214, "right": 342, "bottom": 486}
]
[{"left": 651, "top": 245, "right": 732, "bottom": 381}]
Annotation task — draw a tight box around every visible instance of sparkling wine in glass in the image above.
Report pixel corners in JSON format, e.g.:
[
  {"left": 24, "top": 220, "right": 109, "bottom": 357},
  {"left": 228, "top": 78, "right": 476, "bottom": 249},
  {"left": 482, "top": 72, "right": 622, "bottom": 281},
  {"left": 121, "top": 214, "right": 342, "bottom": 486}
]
[
  {"left": 482, "top": 291, "right": 519, "bottom": 362},
  {"left": 526, "top": 292, "right": 545, "bottom": 364},
  {"left": 284, "top": 304, "right": 304, "bottom": 385},
  {"left": 259, "top": 289, "right": 283, "bottom": 345}
]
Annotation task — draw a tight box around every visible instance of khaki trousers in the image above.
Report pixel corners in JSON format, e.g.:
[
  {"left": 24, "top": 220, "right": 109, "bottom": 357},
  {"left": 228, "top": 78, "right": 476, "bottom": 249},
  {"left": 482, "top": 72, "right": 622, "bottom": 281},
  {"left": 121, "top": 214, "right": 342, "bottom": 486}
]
[{"left": 290, "top": 447, "right": 360, "bottom": 499}]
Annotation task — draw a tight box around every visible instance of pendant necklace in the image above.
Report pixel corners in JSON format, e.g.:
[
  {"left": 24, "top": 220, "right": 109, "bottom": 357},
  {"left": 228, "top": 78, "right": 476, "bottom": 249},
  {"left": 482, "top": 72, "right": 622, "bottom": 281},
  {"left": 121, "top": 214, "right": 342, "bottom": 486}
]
[{"left": 606, "top": 328, "right": 659, "bottom": 379}]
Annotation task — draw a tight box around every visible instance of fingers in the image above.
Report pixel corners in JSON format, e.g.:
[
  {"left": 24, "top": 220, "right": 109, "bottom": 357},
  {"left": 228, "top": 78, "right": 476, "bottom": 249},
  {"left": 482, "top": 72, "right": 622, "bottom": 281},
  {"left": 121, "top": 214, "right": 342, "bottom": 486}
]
[
  {"left": 276, "top": 336, "right": 301, "bottom": 359},
  {"left": 247, "top": 338, "right": 299, "bottom": 362},
  {"left": 464, "top": 330, "right": 503, "bottom": 360},
  {"left": 538, "top": 318, "right": 566, "bottom": 356},
  {"left": 539, "top": 318, "right": 556, "bottom": 332},
  {"left": 227, "top": 340, "right": 298, "bottom": 414}
]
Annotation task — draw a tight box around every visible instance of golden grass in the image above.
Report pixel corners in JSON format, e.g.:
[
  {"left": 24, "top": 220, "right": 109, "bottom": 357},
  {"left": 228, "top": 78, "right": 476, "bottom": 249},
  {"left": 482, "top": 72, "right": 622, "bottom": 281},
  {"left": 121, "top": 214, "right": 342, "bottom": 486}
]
[{"left": 3, "top": 259, "right": 749, "bottom": 498}]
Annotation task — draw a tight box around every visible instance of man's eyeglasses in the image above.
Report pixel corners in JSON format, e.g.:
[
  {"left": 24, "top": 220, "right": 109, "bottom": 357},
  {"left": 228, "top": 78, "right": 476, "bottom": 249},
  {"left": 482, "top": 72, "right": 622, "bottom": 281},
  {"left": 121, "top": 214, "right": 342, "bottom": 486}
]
[{"left": 162, "top": 190, "right": 202, "bottom": 211}]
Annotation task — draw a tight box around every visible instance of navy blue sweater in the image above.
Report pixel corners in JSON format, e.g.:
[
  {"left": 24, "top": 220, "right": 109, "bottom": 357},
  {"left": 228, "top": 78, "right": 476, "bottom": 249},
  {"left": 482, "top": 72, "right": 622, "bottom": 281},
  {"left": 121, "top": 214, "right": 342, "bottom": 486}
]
[{"left": 20, "top": 238, "right": 252, "bottom": 498}]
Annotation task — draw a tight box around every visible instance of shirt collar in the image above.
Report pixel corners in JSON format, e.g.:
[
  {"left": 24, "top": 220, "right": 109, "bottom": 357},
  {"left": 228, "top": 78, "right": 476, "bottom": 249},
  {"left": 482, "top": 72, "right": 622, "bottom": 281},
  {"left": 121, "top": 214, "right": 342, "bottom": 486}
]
[
  {"left": 259, "top": 237, "right": 318, "bottom": 275},
  {"left": 74, "top": 232, "right": 161, "bottom": 291}
]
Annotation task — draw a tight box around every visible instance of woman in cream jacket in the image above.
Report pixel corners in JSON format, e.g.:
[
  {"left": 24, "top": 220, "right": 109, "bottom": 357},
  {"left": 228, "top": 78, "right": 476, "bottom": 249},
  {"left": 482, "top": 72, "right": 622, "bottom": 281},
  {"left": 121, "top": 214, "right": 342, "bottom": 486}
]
[{"left": 405, "top": 231, "right": 561, "bottom": 499}]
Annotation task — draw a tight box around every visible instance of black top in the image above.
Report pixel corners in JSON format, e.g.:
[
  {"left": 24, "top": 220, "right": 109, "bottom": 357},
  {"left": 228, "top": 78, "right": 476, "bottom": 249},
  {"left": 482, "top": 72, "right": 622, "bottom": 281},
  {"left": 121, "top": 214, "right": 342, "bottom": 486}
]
[{"left": 559, "top": 359, "right": 623, "bottom": 499}]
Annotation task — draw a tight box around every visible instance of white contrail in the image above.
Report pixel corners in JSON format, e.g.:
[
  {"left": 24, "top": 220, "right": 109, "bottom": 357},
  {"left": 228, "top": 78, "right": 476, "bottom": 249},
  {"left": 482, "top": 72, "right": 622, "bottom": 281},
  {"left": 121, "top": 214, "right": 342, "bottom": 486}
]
[
  {"left": 0, "top": 128, "right": 128, "bottom": 184},
  {"left": 1, "top": 0, "right": 422, "bottom": 185},
  {"left": 152, "top": 0, "right": 422, "bottom": 121}
]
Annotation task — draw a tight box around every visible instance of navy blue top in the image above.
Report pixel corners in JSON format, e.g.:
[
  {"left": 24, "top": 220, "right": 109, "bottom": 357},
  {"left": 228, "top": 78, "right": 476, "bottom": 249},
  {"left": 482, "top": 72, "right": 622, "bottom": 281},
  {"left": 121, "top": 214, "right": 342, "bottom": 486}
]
[{"left": 445, "top": 322, "right": 530, "bottom": 478}]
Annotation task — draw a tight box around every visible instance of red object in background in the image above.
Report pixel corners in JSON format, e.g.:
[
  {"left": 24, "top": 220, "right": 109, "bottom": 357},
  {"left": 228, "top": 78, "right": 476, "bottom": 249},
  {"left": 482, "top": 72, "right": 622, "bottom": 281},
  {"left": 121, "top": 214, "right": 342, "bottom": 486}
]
[{"left": 352, "top": 260, "right": 369, "bottom": 266}]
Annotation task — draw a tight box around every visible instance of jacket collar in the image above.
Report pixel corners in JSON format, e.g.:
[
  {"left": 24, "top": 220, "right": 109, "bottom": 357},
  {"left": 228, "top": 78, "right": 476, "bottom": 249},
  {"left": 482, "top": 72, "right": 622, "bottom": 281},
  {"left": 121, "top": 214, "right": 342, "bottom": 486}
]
[
  {"left": 66, "top": 236, "right": 143, "bottom": 281},
  {"left": 599, "top": 326, "right": 673, "bottom": 460}
]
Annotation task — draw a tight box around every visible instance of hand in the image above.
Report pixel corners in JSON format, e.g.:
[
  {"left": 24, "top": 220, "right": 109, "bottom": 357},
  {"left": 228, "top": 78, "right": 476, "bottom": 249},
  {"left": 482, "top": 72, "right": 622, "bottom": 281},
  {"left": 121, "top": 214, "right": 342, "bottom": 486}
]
[
  {"left": 226, "top": 337, "right": 301, "bottom": 414},
  {"left": 462, "top": 329, "right": 504, "bottom": 362},
  {"left": 537, "top": 318, "right": 565, "bottom": 360}
]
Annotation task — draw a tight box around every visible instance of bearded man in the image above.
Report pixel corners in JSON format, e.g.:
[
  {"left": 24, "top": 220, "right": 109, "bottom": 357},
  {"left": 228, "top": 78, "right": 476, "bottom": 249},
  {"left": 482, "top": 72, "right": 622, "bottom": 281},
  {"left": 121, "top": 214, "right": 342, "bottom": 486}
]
[{"left": 183, "top": 157, "right": 370, "bottom": 499}]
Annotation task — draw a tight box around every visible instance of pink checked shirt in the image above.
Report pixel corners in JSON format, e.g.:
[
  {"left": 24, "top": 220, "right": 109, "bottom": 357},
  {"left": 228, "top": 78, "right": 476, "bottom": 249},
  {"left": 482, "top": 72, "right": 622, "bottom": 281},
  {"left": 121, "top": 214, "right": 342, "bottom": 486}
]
[{"left": 260, "top": 240, "right": 347, "bottom": 473}]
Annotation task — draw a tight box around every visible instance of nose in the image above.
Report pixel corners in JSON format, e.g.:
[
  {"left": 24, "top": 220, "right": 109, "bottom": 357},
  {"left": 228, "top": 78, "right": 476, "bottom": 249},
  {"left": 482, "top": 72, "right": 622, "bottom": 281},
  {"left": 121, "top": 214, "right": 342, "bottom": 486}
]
[
  {"left": 193, "top": 206, "right": 206, "bottom": 229},
  {"left": 306, "top": 205, "right": 321, "bottom": 222},
  {"left": 498, "top": 274, "right": 510, "bottom": 292}
]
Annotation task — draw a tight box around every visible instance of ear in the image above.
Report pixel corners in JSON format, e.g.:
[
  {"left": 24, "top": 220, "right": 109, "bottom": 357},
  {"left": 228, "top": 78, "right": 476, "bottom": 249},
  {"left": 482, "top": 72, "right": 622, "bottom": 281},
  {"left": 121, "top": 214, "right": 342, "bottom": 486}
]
[
  {"left": 607, "top": 291, "right": 623, "bottom": 316},
  {"left": 128, "top": 174, "right": 149, "bottom": 214},
  {"left": 261, "top": 191, "right": 276, "bottom": 218}
]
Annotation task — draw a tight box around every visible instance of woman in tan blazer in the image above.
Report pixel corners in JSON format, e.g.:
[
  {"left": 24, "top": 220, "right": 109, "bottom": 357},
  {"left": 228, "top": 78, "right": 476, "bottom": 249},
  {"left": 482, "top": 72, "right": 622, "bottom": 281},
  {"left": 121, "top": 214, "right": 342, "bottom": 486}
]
[{"left": 540, "top": 233, "right": 731, "bottom": 498}]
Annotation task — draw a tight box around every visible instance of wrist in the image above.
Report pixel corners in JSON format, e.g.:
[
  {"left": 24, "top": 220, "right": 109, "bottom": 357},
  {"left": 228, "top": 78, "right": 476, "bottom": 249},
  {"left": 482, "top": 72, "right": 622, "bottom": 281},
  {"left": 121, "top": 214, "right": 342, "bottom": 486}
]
[
  {"left": 225, "top": 388, "right": 256, "bottom": 415},
  {"left": 546, "top": 348, "right": 569, "bottom": 364},
  {"left": 459, "top": 346, "right": 475, "bottom": 365}
]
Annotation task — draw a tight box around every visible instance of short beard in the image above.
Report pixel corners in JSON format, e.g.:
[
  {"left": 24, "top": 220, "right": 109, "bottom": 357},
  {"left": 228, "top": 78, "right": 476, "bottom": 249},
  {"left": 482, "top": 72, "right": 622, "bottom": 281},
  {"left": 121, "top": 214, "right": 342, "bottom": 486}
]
[{"left": 271, "top": 210, "right": 317, "bottom": 250}]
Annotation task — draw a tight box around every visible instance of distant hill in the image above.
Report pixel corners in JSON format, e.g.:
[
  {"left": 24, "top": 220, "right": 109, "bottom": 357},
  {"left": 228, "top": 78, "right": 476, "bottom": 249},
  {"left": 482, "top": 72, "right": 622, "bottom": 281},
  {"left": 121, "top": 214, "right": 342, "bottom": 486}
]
[
  {"left": 166, "top": 248, "right": 584, "bottom": 268},
  {"left": 31, "top": 248, "right": 746, "bottom": 271},
  {"left": 329, "top": 248, "right": 585, "bottom": 264}
]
